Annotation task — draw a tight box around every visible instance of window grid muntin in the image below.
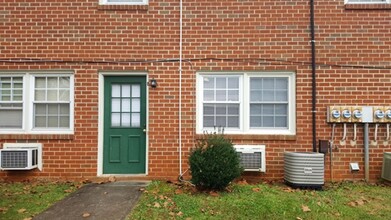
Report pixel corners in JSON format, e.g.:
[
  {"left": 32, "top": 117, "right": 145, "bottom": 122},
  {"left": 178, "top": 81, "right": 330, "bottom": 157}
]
[
  {"left": 111, "top": 83, "right": 141, "bottom": 128},
  {"left": 249, "top": 77, "right": 289, "bottom": 129},
  {"left": 0, "top": 76, "right": 24, "bottom": 128},
  {"left": 202, "top": 76, "right": 241, "bottom": 129}
]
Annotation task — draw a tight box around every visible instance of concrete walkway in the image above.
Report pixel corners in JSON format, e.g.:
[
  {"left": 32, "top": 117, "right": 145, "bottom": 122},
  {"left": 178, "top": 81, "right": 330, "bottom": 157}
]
[{"left": 33, "top": 181, "right": 149, "bottom": 220}]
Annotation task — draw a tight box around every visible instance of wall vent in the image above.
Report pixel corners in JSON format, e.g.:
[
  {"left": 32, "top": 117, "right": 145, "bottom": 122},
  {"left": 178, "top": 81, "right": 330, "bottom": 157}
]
[
  {"left": 234, "top": 145, "right": 266, "bottom": 172},
  {"left": 0, "top": 143, "right": 42, "bottom": 171},
  {"left": 382, "top": 152, "right": 391, "bottom": 182}
]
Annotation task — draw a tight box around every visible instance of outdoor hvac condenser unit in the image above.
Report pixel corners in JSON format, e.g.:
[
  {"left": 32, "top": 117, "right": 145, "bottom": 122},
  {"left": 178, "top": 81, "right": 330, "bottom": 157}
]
[
  {"left": 0, "top": 143, "right": 42, "bottom": 171},
  {"left": 382, "top": 152, "right": 391, "bottom": 182},
  {"left": 284, "top": 152, "right": 324, "bottom": 188},
  {"left": 234, "top": 145, "right": 266, "bottom": 172}
]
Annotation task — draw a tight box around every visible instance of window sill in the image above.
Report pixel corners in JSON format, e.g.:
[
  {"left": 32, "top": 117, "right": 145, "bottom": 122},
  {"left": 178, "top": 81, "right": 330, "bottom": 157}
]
[
  {"left": 97, "top": 4, "right": 148, "bottom": 11},
  {"left": 345, "top": 4, "right": 391, "bottom": 10},
  {"left": 0, "top": 134, "right": 74, "bottom": 140},
  {"left": 195, "top": 134, "right": 296, "bottom": 141}
]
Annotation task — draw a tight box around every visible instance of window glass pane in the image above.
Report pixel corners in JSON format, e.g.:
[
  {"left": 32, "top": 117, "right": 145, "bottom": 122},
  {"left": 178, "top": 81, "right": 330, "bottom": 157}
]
[
  {"left": 216, "top": 116, "right": 226, "bottom": 127},
  {"left": 111, "top": 113, "right": 121, "bottom": 127},
  {"left": 132, "top": 85, "right": 140, "bottom": 98},
  {"left": 275, "top": 116, "right": 287, "bottom": 127},
  {"left": 250, "top": 78, "right": 262, "bottom": 89},
  {"left": 112, "top": 99, "right": 121, "bottom": 112},
  {"left": 48, "top": 116, "right": 58, "bottom": 127},
  {"left": 35, "top": 104, "right": 46, "bottom": 114},
  {"left": 122, "top": 99, "right": 131, "bottom": 112},
  {"left": 35, "top": 116, "right": 46, "bottom": 127},
  {"left": 122, "top": 85, "right": 131, "bottom": 98},
  {"left": 122, "top": 113, "right": 131, "bottom": 127},
  {"left": 131, "top": 113, "right": 140, "bottom": 127},
  {"left": 263, "top": 78, "right": 274, "bottom": 90},
  {"left": 35, "top": 90, "right": 45, "bottom": 101},
  {"left": 203, "top": 116, "right": 214, "bottom": 127},
  {"left": 250, "top": 116, "right": 262, "bottom": 127},
  {"left": 35, "top": 78, "right": 46, "bottom": 88},
  {"left": 48, "top": 104, "right": 58, "bottom": 114},
  {"left": 59, "top": 90, "right": 70, "bottom": 101},
  {"left": 275, "top": 90, "right": 287, "bottom": 101},
  {"left": 203, "top": 77, "right": 214, "bottom": 89},
  {"left": 59, "top": 116, "right": 70, "bottom": 127},
  {"left": 250, "top": 91, "right": 262, "bottom": 102},
  {"left": 275, "top": 104, "right": 287, "bottom": 115},
  {"left": 0, "top": 109, "right": 22, "bottom": 128},
  {"left": 228, "top": 90, "right": 239, "bottom": 101},
  {"left": 112, "top": 84, "right": 121, "bottom": 97},
  {"left": 47, "top": 77, "right": 58, "bottom": 88},
  {"left": 59, "top": 77, "right": 70, "bottom": 88},
  {"left": 216, "top": 78, "right": 226, "bottom": 89},
  {"left": 216, "top": 90, "right": 226, "bottom": 101},
  {"left": 216, "top": 105, "right": 226, "bottom": 115},
  {"left": 227, "top": 116, "right": 239, "bottom": 127},
  {"left": 203, "top": 90, "right": 214, "bottom": 101},
  {"left": 47, "top": 90, "right": 58, "bottom": 101},
  {"left": 275, "top": 78, "right": 288, "bottom": 89},
  {"left": 262, "top": 105, "right": 274, "bottom": 115},
  {"left": 132, "top": 99, "right": 140, "bottom": 112},
  {"left": 203, "top": 105, "right": 214, "bottom": 115},
  {"left": 263, "top": 116, "right": 274, "bottom": 127},
  {"left": 227, "top": 105, "right": 239, "bottom": 115},
  {"left": 60, "top": 104, "right": 70, "bottom": 115},
  {"left": 228, "top": 77, "right": 239, "bottom": 89},
  {"left": 250, "top": 104, "right": 261, "bottom": 115},
  {"left": 263, "top": 90, "right": 274, "bottom": 101}
]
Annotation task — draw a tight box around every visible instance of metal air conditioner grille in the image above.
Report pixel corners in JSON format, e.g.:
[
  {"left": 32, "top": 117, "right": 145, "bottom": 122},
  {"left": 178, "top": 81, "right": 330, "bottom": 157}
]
[
  {"left": 1, "top": 150, "right": 28, "bottom": 169},
  {"left": 382, "top": 152, "right": 391, "bottom": 182},
  {"left": 238, "top": 152, "right": 262, "bottom": 170}
]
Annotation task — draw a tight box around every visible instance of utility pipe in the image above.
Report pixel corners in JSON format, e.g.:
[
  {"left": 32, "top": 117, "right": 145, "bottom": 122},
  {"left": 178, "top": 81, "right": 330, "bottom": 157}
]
[
  {"left": 310, "top": 0, "right": 317, "bottom": 152},
  {"left": 364, "top": 123, "right": 369, "bottom": 182},
  {"left": 179, "top": 0, "right": 183, "bottom": 176}
]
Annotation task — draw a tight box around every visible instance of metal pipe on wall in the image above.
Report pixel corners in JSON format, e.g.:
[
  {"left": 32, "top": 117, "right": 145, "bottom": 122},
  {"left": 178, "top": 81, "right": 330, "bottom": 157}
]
[
  {"left": 364, "top": 123, "right": 369, "bottom": 182},
  {"left": 310, "top": 0, "right": 317, "bottom": 152}
]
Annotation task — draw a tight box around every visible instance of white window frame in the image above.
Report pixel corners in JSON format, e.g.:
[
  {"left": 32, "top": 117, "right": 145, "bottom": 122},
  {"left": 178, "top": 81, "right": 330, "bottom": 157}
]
[
  {"left": 345, "top": 0, "right": 390, "bottom": 4},
  {"left": 196, "top": 72, "right": 296, "bottom": 135},
  {"left": 99, "top": 0, "right": 148, "bottom": 5},
  {"left": 0, "top": 71, "right": 74, "bottom": 135}
]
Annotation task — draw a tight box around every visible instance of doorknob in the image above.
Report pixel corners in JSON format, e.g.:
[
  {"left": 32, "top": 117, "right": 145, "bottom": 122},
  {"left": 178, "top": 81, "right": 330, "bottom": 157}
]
[{"left": 143, "top": 129, "right": 146, "bottom": 133}]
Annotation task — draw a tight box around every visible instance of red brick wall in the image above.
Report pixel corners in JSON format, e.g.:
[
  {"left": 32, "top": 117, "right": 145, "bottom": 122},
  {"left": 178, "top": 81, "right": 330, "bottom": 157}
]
[{"left": 1, "top": 0, "right": 390, "bottom": 182}]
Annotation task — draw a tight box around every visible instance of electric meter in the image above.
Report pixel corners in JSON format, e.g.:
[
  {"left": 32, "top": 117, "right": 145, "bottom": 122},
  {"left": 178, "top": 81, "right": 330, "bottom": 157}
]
[
  {"left": 374, "top": 109, "right": 385, "bottom": 119},
  {"left": 331, "top": 110, "right": 340, "bottom": 119},
  {"left": 342, "top": 109, "right": 351, "bottom": 119},
  {"left": 353, "top": 109, "right": 362, "bottom": 119},
  {"left": 385, "top": 110, "right": 391, "bottom": 119}
]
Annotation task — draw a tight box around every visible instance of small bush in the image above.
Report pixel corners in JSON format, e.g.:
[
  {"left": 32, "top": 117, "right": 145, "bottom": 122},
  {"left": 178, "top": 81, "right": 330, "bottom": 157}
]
[{"left": 189, "top": 133, "right": 243, "bottom": 190}]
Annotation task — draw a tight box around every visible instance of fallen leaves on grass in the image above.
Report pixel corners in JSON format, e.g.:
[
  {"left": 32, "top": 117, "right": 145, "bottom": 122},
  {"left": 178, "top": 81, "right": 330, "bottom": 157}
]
[
  {"left": 17, "top": 208, "right": 27, "bottom": 213},
  {"left": 301, "top": 205, "right": 311, "bottom": 212},
  {"left": 252, "top": 187, "right": 261, "bottom": 192},
  {"left": 23, "top": 218, "right": 32, "bottom": 220},
  {"left": 0, "top": 207, "right": 8, "bottom": 213},
  {"left": 348, "top": 197, "right": 368, "bottom": 207},
  {"left": 153, "top": 202, "right": 161, "bottom": 208},
  {"left": 209, "top": 191, "right": 219, "bottom": 197},
  {"left": 283, "top": 187, "right": 296, "bottom": 193},
  {"left": 82, "top": 212, "right": 91, "bottom": 218}
]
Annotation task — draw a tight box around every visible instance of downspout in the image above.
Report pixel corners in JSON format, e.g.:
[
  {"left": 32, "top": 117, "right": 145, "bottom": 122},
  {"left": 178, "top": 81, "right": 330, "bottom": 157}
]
[
  {"left": 310, "top": 0, "right": 317, "bottom": 152},
  {"left": 179, "top": 0, "right": 183, "bottom": 176},
  {"left": 364, "top": 123, "right": 369, "bottom": 182}
]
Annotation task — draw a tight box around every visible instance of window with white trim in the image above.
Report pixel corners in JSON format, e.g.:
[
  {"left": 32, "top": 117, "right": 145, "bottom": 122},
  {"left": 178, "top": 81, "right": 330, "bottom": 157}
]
[
  {"left": 99, "top": 0, "right": 148, "bottom": 5},
  {"left": 345, "top": 0, "right": 390, "bottom": 4},
  {"left": 197, "top": 72, "right": 296, "bottom": 135},
  {"left": 0, "top": 72, "right": 74, "bottom": 134}
]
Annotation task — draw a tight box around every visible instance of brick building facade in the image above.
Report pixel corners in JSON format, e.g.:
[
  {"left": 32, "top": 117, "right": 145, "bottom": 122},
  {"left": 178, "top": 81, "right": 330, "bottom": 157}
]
[{"left": 0, "top": 0, "right": 390, "bottom": 182}]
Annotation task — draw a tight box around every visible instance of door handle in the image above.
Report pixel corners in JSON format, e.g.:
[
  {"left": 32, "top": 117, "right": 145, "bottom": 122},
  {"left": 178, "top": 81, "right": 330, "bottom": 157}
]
[{"left": 143, "top": 129, "right": 146, "bottom": 133}]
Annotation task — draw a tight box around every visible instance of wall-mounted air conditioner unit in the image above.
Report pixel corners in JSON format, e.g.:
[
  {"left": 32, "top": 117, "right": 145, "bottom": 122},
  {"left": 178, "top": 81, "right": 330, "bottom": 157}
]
[
  {"left": 234, "top": 145, "right": 266, "bottom": 172},
  {"left": 382, "top": 152, "right": 391, "bottom": 182},
  {"left": 0, "top": 143, "right": 42, "bottom": 171}
]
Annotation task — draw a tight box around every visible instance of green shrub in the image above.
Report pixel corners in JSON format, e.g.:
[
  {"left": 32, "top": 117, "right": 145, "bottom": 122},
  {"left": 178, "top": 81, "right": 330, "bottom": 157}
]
[{"left": 189, "top": 133, "right": 243, "bottom": 190}]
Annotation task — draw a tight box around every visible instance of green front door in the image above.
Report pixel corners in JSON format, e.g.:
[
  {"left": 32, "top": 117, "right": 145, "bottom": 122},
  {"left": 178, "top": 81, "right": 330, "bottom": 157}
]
[{"left": 103, "top": 76, "right": 146, "bottom": 174}]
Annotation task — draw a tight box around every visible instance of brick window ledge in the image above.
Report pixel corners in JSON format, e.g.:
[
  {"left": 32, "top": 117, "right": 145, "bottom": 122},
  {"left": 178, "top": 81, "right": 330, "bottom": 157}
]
[
  {"left": 345, "top": 4, "right": 391, "bottom": 10},
  {"left": 0, "top": 134, "right": 74, "bottom": 140},
  {"left": 195, "top": 134, "right": 296, "bottom": 141},
  {"left": 97, "top": 5, "right": 148, "bottom": 11}
]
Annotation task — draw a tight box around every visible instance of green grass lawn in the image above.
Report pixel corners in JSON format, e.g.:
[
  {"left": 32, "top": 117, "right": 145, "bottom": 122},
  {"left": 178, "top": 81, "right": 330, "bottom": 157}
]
[
  {"left": 129, "top": 181, "right": 391, "bottom": 220},
  {"left": 0, "top": 180, "right": 77, "bottom": 220}
]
